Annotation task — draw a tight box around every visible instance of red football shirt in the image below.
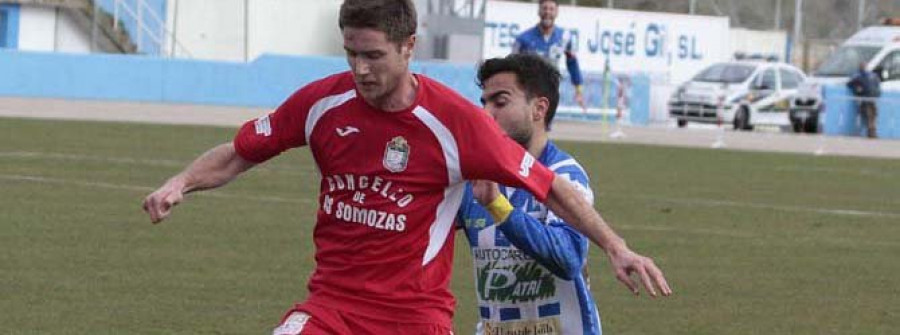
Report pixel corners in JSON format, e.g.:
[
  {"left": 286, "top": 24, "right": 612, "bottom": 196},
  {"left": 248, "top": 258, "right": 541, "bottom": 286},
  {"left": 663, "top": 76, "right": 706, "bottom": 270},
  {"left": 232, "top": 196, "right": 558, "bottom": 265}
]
[{"left": 234, "top": 72, "right": 555, "bottom": 326}]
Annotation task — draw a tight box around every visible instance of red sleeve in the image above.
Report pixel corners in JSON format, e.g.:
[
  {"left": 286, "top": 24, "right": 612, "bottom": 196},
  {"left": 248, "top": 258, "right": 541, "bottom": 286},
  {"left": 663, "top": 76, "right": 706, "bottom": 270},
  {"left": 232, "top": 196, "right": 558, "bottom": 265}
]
[
  {"left": 456, "top": 106, "right": 555, "bottom": 202},
  {"left": 233, "top": 84, "right": 317, "bottom": 163}
]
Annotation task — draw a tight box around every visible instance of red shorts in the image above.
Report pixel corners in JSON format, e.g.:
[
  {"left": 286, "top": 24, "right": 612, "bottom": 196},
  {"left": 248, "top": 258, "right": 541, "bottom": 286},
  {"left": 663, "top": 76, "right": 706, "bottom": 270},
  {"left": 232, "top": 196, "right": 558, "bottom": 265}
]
[{"left": 272, "top": 302, "right": 452, "bottom": 335}]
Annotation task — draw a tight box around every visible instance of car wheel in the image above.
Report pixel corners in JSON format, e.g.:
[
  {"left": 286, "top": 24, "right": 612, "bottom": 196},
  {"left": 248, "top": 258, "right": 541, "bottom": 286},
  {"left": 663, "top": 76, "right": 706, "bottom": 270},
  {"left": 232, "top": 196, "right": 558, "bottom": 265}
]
[
  {"left": 803, "top": 116, "right": 819, "bottom": 133},
  {"left": 791, "top": 120, "right": 803, "bottom": 133},
  {"left": 677, "top": 119, "right": 687, "bottom": 128},
  {"left": 733, "top": 107, "right": 752, "bottom": 131}
]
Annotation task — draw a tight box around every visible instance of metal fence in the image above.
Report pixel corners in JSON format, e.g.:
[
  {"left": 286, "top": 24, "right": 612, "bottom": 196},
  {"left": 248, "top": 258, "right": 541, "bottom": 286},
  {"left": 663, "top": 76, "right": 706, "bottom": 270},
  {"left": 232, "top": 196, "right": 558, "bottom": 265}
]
[{"left": 98, "top": 0, "right": 190, "bottom": 57}]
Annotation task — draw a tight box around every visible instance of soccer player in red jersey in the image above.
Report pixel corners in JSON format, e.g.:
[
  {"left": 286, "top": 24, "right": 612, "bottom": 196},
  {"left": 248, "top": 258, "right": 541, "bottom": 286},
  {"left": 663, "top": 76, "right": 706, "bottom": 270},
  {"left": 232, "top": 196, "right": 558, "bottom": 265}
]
[{"left": 142, "top": 1, "right": 670, "bottom": 334}]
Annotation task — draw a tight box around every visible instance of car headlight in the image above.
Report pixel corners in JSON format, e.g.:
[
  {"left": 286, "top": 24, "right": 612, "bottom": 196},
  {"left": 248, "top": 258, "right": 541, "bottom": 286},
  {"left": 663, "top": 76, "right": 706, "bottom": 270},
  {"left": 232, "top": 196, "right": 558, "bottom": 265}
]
[
  {"left": 671, "top": 87, "right": 686, "bottom": 101},
  {"left": 730, "top": 93, "right": 752, "bottom": 104},
  {"left": 797, "top": 83, "right": 821, "bottom": 97}
]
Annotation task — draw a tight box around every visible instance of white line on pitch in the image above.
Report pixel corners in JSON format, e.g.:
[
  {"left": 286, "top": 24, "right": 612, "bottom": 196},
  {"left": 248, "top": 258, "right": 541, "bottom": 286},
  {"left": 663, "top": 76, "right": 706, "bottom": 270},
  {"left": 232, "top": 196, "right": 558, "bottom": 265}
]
[
  {"left": 616, "top": 224, "right": 900, "bottom": 248},
  {"left": 601, "top": 193, "right": 900, "bottom": 219},
  {"left": 0, "top": 151, "right": 316, "bottom": 175},
  {"left": 0, "top": 174, "right": 312, "bottom": 205}
]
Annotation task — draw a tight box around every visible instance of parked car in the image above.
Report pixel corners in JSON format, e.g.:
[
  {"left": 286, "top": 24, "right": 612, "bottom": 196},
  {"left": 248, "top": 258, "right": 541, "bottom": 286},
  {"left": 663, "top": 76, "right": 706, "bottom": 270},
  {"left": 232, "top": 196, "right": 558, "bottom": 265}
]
[
  {"left": 790, "top": 25, "right": 900, "bottom": 133},
  {"left": 670, "top": 59, "right": 807, "bottom": 131}
]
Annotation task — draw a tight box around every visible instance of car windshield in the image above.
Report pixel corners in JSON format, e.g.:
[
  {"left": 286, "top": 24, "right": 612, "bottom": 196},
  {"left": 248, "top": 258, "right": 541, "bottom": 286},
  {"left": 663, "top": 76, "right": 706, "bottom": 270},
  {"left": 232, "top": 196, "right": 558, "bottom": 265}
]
[
  {"left": 692, "top": 64, "right": 756, "bottom": 83},
  {"left": 814, "top": 46, "right": 881, "bottom": 77}
]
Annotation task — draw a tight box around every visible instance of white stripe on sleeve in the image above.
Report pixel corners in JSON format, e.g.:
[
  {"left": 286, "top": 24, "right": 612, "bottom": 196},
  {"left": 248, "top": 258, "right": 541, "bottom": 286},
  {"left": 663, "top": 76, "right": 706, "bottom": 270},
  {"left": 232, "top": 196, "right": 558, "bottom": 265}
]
[{"left": 304, "top": 89, "right": 356, "bottom": 145}]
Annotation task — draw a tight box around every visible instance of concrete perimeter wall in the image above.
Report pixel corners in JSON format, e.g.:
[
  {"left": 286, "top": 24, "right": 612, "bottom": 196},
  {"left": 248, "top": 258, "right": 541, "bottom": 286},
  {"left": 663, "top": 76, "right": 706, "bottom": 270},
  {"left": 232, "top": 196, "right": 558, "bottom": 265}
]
[{"left": 0, "top": 50, "right": 652, "bottom": 125}]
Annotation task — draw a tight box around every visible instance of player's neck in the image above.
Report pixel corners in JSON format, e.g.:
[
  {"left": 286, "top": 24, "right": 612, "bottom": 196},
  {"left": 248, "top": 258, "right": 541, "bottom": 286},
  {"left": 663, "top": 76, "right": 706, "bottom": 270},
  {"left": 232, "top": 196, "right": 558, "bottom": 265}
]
[
  {"left": 527, "top": 131, "right": 549, "bottom": 159},
  {"left": 538, "top": 24, "right": 554, "bottom": 37},
  {"left": 376, "top": 73, "right": 419, "bottom": 112}
]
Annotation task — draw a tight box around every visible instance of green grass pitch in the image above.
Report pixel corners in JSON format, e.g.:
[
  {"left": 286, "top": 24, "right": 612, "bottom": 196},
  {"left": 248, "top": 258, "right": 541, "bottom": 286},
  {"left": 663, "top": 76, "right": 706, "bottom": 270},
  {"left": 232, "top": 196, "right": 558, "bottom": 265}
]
[{"left": 1, "top": 118, "right": 898, "bottom": 334}]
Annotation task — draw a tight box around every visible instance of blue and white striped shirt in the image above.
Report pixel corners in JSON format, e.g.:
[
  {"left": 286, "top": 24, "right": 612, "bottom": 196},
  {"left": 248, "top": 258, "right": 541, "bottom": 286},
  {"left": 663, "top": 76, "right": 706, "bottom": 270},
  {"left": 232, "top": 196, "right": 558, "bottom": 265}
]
[{"left": 457, "top": 141, "right": 601, "bottom": 335}]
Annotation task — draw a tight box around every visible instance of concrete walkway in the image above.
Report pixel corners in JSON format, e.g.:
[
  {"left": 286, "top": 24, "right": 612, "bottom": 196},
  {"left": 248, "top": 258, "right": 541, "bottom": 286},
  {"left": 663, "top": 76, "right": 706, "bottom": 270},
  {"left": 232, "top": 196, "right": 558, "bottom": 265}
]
[
  {"left": 2, "top": 97, "right": 898, "bottom": 159},
  {"left": 552, "top": 120, "right": 900, "bottom": 159}
]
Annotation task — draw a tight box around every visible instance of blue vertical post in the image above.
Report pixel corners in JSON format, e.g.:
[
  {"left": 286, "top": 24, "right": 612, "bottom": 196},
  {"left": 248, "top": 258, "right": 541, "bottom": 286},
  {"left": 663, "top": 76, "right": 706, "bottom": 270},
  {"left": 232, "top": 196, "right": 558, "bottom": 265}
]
[
  {"left": 601, "top": 57, "right": 611, "bottom": 127},
  {"left": 626, "top": 74, "right": 650, "bottom": 126},
  {"left": 0, "top": 4, "right": 20, "bottom": 49},
  {"left": 0, "top": 11, "right": 8, "bottom": 48}
]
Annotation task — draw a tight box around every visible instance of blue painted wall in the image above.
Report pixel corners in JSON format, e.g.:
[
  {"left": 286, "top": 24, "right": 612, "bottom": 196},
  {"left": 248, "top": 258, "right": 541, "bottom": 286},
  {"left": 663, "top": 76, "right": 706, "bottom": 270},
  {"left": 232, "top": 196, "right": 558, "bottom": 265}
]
[
  {"left": 552, "top": 72, "right": 651, "bottom": 125},
  {"left": 823, "top": 84, "right": 899, "bottom": 139},
  {"left": 0, "top": 50, "right": 650, "bottom": 124},
  {"left": 0, "top": 50, "right": 346, "bottom": 107},
  {"left": 0, "top": 4, "right": 20, "bottom": 49}
]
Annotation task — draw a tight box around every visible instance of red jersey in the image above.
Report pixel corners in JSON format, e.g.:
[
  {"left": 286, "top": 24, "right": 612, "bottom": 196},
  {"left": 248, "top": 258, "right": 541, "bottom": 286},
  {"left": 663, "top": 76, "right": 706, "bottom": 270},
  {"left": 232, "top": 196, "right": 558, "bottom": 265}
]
[{"left": 234, "top": 72, "right": 554, "bottom": 327}]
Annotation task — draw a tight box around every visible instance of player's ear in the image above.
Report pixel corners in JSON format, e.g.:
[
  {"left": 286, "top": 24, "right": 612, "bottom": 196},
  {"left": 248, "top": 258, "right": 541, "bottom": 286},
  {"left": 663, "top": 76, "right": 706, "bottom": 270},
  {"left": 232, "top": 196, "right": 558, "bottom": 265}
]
[
  {"left": 532, "top": 96, "right": 549, "bottom": 123},
  {"left": 401, "top": 35, "right": 416, "bottom": 60}
]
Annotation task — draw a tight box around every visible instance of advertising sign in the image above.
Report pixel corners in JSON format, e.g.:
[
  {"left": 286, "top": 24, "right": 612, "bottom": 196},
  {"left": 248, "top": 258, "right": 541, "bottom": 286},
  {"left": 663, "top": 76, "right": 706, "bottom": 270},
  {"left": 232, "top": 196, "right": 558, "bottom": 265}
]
[{"left": 483, "top": 0, "right": 730, "bottom": 85}]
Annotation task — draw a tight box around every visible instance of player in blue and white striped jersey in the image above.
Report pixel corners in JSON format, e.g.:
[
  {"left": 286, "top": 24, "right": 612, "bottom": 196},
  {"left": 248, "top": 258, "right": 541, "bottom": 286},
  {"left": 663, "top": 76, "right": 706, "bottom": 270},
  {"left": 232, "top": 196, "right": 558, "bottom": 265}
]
[
  {"left": 458, "top": 53, "right": 600, "bottom": 334},
  {"left": 458, "top": 53, "right": 671, "bottom": 335},
  {"left": 458, "top": 143, "right": 601, "bottom": 335}
]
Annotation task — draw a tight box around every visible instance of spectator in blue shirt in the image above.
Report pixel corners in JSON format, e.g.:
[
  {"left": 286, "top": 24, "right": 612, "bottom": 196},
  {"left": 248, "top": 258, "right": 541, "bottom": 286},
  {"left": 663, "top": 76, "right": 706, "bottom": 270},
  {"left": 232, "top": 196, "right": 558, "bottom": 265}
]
[
  {"left": 513, "top": 0, "right": 586, "bottom": 110},
  {"left": 847, "top": 62, "right": 881, "bottom": 138}
]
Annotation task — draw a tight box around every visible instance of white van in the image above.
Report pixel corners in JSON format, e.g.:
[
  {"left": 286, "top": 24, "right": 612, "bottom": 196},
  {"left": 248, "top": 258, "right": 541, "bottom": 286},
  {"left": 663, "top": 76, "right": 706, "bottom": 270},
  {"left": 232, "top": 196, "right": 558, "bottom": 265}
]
[{"left": 790, "top": 25, "right": 900, "bottom": 133}]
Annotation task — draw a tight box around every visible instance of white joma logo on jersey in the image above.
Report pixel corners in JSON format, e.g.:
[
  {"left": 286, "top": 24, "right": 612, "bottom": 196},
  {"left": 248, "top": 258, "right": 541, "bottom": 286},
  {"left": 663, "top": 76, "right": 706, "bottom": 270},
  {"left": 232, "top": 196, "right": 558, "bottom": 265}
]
[
  {"left": 254, "top": 116, "right": 272, "bottom": 137},
  {"left": 336, "top": 126, "right": 360, "bottom": 137},
  {"left": 519, "top": 153, "right": 535, "bottom": 177}
]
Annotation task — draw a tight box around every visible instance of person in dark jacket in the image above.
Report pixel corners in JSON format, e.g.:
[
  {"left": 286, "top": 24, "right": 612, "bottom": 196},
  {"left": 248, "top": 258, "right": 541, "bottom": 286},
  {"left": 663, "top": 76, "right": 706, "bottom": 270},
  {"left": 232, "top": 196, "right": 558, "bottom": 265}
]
[{"left": 847, "top": 62, "right": 881, "bottom": 138}]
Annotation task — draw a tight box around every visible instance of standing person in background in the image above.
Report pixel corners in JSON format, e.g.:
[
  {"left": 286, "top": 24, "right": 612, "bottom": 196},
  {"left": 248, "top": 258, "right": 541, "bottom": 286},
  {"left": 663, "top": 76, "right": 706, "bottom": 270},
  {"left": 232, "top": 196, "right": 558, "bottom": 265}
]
[
  {"left": 143, "top": 0, "right": 669, "bottom": 334},
  {"left": 513, "top": 0, "right": 586, "bottom": 111},
  {"left": 458, "top": 54, "right": 611, "bottom": 335},
  {"left": 847, "top": 62, "right": 881, "bottom": 138}
]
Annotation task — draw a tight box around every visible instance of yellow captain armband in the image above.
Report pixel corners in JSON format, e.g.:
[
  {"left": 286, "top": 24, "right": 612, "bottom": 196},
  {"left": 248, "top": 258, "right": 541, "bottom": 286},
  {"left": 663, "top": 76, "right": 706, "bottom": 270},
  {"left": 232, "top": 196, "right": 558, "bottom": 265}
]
[
  {"left": 575, "top": 85, "right": 584, "bottom": 94},
  {"left": 485, "top": 195, "right": 514, "bottom": 224}
]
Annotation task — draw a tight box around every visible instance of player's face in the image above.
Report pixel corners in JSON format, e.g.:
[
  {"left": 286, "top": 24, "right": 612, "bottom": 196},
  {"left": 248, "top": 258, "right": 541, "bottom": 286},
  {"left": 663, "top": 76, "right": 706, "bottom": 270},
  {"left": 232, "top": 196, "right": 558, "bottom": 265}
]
[
  {"left": 343, "top": 27, "right": 414, "bottom": 105},
  {"left": 538, "top": 1, "right": 558, "bottom": 29},
  {"left": 480, "top": 72, "right": 537, "bottom": 148}
]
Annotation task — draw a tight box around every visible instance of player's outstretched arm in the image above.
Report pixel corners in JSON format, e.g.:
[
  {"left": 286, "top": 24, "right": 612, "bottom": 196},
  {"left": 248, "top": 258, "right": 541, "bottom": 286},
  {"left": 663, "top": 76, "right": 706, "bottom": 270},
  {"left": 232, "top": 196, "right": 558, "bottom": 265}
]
[
  {"left": 544, "top": 177, "right": 672, "bottom": 297},
  {"left": 142, "top": 143, "right": 256, "bottom": 224}
]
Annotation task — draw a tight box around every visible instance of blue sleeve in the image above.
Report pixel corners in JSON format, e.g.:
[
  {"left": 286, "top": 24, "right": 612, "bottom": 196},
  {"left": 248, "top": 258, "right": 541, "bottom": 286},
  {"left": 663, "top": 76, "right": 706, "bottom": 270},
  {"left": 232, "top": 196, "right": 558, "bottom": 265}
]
[
  {"left": 847, "top": 74, "right": 862, "bottom": 93},
  {"left": 457, "top": 184, "right": 490, "bottom": 247},
  {"left": 847, "top": 74, "right": 858, "bottom": 88},
  {"left": 512, "top": 34, "right": 526, "bottom": 54},
  {"left": 456, "top": 184, "right": 475, "bottom": 229},
  {"left": 497, "top": 209, "right": 588, "bottom": 280},
  {"left": 498, "top": 161, "right": 593, "bottom": 279},
  {"left": 565, "top": 39, "right": 583, "bottom": 86}
]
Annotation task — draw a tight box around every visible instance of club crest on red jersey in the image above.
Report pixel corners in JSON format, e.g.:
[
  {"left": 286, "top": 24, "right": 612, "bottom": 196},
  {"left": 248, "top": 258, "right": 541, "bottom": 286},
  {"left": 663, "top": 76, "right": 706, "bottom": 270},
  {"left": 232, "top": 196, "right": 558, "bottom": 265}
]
[{"left": 383, "top": 136, "right": 410, "bottom": 173}]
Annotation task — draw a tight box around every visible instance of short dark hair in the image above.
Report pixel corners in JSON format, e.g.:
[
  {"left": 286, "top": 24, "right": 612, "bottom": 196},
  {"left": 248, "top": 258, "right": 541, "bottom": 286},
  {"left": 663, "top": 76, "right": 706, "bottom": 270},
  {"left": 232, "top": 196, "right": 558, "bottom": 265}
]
[
  {"left": 477, "top": 54, "right": 561, "bottom": 130},
  {"left": 539, "top": 0, "right": 559, "bottom": 6},
  {"left": 339, "top": 0, "right": 417, "bottom": 44}
]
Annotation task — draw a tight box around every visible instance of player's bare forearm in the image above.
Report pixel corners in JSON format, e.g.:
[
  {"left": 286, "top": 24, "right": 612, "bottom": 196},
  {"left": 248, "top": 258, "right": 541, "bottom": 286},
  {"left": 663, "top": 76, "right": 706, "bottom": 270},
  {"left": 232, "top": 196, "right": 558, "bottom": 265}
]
[
  {"left": 545, "top": 177, "right": 625, "bottom": 253},
  {"left": 174, "top": 143, "right": 256, "bottom": 193},
  {"left": 143, "top": 143, "right": 255, "bottom": 224},
  {"left": 545, "top": 177, "right": 672, "bottom": 297}
]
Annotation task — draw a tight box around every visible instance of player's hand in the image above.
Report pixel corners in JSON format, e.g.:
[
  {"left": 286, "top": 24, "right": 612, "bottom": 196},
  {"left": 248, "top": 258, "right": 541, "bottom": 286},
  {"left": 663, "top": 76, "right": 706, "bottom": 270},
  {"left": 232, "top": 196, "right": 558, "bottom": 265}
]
[
  {"left": 142, "top": 178, "right": 186, "bottom": 224},
  {"left": 607, "top": 246, "right": 672, "bottom": 298},
  {"left": 471, "top": 180, "right": 500, "bottom": 206},
  {"left": 575, "top": 90, "right": 587, "bottom": 113}
]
